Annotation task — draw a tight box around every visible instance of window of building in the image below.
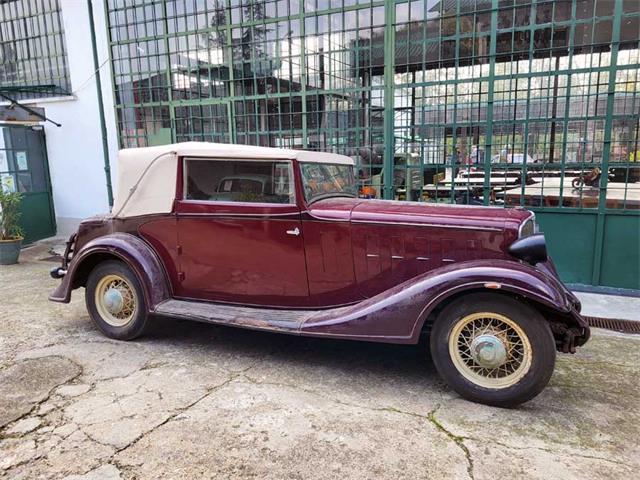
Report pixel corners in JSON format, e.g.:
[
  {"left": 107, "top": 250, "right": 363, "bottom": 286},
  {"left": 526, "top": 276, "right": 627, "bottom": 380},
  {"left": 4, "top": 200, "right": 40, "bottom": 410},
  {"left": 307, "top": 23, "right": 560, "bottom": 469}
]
[
  {"left": 184, "top": 158, "right": 295, "bottom": 204},
  {"left": 107, "top": 0, "right": 639, "bottom": 212},
  {"left": 0, "top": 0, "right": 71, "bottom": 100}
]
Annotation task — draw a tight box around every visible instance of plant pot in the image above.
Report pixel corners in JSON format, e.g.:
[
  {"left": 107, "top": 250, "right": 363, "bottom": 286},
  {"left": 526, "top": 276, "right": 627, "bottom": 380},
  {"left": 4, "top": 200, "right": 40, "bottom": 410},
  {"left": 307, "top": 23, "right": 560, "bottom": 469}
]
[{"left": 0, "top": 237, "right": 23, "bottom": 265}]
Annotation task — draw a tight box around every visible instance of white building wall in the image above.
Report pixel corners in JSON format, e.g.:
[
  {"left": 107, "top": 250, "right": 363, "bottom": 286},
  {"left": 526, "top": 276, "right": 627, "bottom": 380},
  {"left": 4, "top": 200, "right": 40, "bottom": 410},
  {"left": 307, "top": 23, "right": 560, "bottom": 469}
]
[{"left": 1, "top": 0, "right": 119, "bottom": 236}]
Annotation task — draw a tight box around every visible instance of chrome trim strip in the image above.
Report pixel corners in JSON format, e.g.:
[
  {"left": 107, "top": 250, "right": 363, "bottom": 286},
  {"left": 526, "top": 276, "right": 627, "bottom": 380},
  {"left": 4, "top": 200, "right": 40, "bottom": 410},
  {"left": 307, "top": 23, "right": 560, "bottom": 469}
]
[
  {"left": 175, "top": 211, "right": 299, "bottom": 218},
  {"left": 391, "top": 255, "right": 403, "bottom": 260},
  {"left": 179, "top": 199, "right": 298, "bottom": 208},
  {"left": 366, "top": 254, "right": 379, "bottom": 258},
  {"left": 416, "top": 256, "right": 430, "bottom": 261},
  {"left": 302, "top": 211, "right": 351, "bottom": 223},
  {"left": 351, "top": 220, "right": 502, "bottom": 232}
]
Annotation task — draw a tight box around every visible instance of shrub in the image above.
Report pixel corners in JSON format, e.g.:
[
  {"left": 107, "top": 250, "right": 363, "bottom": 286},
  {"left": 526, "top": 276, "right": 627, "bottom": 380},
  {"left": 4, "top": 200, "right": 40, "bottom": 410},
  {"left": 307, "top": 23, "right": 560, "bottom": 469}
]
[{"left": 0, "top": 189, "right": 24, "bottom": 240}]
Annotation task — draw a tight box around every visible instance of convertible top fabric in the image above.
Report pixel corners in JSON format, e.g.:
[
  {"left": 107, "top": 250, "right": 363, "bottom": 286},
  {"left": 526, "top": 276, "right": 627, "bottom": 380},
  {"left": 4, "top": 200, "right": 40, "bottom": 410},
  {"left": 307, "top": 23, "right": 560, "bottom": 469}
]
[{"left": 112, "top": 142, "right": 353, "bottom": 218}]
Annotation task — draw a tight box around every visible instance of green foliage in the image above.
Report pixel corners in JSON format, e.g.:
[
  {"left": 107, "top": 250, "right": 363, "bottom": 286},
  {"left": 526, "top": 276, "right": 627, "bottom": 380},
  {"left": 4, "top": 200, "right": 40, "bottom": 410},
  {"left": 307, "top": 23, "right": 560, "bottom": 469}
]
[{"left": 0, "top": 189, "right": 24, "bottom": 240}]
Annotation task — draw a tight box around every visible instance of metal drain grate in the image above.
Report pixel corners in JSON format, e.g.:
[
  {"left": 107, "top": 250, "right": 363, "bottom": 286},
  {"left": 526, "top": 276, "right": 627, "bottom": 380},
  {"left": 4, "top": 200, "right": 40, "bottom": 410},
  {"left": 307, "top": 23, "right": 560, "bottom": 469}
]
[{"left": 585, "top": 316, "right": 640, "bottom": 334}]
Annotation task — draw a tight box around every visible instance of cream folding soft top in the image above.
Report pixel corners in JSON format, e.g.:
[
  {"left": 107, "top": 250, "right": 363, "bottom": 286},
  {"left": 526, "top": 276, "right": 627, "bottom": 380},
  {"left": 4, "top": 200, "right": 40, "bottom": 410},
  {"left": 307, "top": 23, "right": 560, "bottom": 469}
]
[{"left": 112, "top": 142, "right": 354, "bottom": 218}]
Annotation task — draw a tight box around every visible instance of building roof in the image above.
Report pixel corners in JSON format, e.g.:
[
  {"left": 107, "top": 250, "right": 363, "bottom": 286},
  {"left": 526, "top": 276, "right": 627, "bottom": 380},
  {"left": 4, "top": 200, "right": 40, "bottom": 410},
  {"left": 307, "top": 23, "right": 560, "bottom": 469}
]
[{"left": 112, "top": 142, "right": 353, "bottom": 218}]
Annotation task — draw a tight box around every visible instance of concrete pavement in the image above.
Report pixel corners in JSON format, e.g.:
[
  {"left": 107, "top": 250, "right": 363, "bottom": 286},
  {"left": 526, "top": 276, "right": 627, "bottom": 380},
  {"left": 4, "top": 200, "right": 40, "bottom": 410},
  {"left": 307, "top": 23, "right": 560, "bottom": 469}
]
[
  {"left": 0, "top": 243, "right": 638, "bottom": 479},
  {"left": 574, "top": 291, "right": 640, "bottom": 321}
]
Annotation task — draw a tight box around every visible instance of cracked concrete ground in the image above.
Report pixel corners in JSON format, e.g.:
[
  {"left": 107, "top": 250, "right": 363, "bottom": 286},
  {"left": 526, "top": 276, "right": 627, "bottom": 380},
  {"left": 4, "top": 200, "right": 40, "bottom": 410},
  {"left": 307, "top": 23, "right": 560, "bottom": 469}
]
[{"left": 1, "top": 244, "right": 639, "bottom": 480}]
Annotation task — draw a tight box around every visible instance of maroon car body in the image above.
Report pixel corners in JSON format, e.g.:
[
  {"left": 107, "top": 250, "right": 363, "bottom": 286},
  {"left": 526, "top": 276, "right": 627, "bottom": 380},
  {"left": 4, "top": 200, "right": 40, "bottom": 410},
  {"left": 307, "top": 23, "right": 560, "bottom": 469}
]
[{"left": 49, "top": 143, "right": 589, "bottom": 406}]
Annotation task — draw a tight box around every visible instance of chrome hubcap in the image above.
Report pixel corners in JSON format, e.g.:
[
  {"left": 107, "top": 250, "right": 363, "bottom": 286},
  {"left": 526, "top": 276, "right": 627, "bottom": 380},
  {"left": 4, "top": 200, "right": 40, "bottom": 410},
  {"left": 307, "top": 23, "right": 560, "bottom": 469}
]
[
  {"left": 470, "top": 334, "right": 508, "bottom": 369},
  {"left": 103, "top": 288, "right": 124, "bottom": 315}
]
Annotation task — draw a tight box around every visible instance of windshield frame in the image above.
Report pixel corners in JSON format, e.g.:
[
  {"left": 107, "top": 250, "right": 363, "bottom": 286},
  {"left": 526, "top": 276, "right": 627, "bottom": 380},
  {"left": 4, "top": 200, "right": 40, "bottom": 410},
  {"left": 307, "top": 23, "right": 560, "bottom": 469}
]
[{"left": 299, "top": 161, "right": 358, "bottom": 205}]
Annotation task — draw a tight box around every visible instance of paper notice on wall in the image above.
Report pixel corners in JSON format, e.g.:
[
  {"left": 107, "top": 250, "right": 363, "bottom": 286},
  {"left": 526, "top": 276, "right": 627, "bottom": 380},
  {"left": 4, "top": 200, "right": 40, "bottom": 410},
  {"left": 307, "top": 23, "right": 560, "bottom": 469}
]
[
  {"left": 1, "top": 173, "right": 16, "bottom": 193},
  {"left": 0, "top": 151, "right": 8, "bottom": 172},
  {"left": 16, "top": 151, "right": 28, "bottom": 171}
]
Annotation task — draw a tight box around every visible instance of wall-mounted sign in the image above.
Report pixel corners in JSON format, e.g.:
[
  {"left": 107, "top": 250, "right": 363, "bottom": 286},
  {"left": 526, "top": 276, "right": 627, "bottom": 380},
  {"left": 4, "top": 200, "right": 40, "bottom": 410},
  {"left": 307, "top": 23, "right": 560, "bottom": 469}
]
[
  {"left": 16, "top": 151, "right": 28, "bottom": 171},
  {"left": 0, "top": 151, "right": 8, "bottom": 172}
]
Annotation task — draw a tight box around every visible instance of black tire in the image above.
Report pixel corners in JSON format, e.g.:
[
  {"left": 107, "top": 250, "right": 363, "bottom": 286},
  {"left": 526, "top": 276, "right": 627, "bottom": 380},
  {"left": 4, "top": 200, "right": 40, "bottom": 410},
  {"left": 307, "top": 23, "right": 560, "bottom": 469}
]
[
  {"left": 430, "top": 293, "right": 556, "bottom": 408},
  {"left": 85, "top": 260, "right": 148, "bottom": 340}
]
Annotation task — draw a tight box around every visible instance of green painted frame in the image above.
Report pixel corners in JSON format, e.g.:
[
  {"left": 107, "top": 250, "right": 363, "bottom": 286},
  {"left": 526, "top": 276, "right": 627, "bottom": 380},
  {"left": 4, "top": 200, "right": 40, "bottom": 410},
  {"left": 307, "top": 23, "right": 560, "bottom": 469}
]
[
  {"left": 102, "top": 0, "right": 640, "bottom": 289},
  {"left": 0, "top": 0, "right": 71, "bottom": 100}
]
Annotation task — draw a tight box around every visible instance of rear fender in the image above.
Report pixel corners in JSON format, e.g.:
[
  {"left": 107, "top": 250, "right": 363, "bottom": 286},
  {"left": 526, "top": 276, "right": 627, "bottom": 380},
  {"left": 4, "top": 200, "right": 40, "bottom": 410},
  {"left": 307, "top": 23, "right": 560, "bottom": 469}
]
[
  {"left": 49, "top": 232, "right": 171, "bottom": 311},
  {"left": 301, "top": 259, "right": 580, "bottom": 343}
]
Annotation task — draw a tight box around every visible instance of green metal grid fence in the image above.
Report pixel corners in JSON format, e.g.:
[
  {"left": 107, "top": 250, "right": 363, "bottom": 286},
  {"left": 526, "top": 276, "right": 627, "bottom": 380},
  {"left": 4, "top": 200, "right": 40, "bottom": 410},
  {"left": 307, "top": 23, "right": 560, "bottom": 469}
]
[{"left": 104, "top": 0, "right": 640, "bottom": 289}]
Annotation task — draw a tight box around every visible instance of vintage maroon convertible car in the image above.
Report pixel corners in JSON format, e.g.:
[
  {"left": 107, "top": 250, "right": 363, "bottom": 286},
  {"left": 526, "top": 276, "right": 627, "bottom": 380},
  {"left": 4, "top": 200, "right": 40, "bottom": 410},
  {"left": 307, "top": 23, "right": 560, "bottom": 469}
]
[{"left": 50, "top": 143, "right": 589, "bottom": 407}]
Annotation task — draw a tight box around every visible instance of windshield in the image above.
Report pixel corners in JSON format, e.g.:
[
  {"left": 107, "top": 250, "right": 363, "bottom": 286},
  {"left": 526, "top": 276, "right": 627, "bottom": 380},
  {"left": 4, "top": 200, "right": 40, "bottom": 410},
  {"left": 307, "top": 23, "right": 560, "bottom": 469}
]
[{"left": 300, "top": 163, "right": 357, "bottom": 203}]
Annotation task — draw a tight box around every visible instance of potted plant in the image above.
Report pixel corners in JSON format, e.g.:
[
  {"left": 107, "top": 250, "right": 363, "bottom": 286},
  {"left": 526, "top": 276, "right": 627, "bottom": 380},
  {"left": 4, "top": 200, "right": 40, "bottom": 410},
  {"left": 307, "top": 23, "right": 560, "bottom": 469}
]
[{"left": 0, "top": 189, "right": 24, "bottom": 265}]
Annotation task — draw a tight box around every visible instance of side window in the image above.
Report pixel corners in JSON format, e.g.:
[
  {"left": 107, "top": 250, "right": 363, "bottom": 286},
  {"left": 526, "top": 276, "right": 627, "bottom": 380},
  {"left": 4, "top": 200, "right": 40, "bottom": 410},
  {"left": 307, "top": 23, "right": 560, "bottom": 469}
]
[{"left": 185, "top": 159, "right": 295, "bottom": 204}]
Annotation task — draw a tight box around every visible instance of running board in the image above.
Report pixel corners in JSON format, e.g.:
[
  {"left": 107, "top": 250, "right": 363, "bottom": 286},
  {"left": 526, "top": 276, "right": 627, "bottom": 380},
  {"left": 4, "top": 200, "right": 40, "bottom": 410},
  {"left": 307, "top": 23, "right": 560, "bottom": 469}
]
[{"left": 154, "top": 299, "right": 325, "bottom": 333}]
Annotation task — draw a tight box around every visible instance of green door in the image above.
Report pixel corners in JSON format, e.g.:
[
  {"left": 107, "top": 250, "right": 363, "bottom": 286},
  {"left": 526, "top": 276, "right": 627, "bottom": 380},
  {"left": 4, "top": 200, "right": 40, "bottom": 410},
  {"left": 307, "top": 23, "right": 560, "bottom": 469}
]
[{"left": 0, "top": 124, "right": 56, "bottom": 244}]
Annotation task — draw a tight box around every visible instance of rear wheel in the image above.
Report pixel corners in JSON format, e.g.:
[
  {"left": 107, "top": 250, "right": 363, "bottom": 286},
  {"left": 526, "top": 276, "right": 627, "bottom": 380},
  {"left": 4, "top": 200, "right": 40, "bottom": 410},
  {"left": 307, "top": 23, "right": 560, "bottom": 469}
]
[
  {"left": 430, "top": 293, "right": 555, "bottom": 407},
  {"left": 85, "top": 260, "right": 148, "bottom": 340}
]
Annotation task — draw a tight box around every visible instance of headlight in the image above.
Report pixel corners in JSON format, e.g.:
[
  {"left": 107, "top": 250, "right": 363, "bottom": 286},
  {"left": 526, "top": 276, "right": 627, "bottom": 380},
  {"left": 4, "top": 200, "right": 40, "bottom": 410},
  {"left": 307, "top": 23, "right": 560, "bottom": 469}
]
[
  {"left": 518, "top": 214, "right": 536, "bottom": 238},
  {"left": 508, "top": 234, "right": 548, "bottom": 265}
]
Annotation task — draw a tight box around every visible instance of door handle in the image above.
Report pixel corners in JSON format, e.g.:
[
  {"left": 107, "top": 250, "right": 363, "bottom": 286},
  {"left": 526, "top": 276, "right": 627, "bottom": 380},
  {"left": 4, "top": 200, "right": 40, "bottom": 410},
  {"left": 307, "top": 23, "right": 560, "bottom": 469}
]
[{"left": 286, "top": 227, "right": 300, "bottom": 236}]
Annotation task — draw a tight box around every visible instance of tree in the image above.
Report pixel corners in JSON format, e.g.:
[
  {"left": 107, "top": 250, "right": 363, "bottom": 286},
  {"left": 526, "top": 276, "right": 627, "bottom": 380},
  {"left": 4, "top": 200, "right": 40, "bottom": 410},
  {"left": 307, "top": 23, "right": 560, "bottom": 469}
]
[
  {"left": 241, "top": 1, "right": 271, "bottom": 62},
  {"left": 204, "top": 0, "right": 227, "bottom": 48}
]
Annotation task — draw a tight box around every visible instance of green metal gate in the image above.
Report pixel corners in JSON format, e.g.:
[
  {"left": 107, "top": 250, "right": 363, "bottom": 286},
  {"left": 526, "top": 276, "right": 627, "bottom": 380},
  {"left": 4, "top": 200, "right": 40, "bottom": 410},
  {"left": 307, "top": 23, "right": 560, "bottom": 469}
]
[
  {"left": 0, "top": 124, "right": 56, "bottom": 244},
  {"left": 104, "top": 0, "right": 640, "bottom": 290}
]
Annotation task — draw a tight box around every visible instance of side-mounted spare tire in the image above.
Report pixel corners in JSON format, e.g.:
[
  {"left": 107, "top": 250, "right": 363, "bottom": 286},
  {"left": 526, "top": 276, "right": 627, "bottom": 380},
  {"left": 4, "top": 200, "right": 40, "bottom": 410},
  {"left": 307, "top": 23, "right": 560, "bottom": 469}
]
[{"left": 430, "top": 292, "right": 556, "bottom": 408}]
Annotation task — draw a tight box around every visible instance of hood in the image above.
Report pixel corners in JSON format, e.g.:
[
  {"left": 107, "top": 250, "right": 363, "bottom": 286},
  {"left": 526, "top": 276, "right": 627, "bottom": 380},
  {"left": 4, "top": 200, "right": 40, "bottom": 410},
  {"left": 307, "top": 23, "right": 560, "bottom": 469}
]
[{"left": 307, "top": 197, "right": 532, "bottom": 232}]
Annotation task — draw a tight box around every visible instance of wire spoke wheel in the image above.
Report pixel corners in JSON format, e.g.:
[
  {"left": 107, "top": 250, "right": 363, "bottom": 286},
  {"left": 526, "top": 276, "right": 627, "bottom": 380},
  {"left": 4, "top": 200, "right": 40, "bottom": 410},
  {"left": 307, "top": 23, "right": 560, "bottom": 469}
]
[
  {"left": 448, "top": 312, "right": 533, "bottom": 389},
  {"left": 94, "top": 274, "right": 137, "bottom": 327}
]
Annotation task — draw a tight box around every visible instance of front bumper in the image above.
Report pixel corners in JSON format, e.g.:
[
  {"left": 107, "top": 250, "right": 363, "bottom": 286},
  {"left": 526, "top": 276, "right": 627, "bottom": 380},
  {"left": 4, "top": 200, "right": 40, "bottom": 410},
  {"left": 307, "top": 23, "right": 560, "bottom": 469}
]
[
  {"left": 536, "top": 257, "right": 590, "bottom": 351},
  {"left": 50, "top": 233, "right": 76, "bottom": 279},
  {"left": 50, "top": 266, "right": 67, "bottom": 279},
  {"left": 48, "top": 233, "right": 76, "bottom": 303},
  {"left": 550, "top": 310, "right": 591, "bottom": 353}
]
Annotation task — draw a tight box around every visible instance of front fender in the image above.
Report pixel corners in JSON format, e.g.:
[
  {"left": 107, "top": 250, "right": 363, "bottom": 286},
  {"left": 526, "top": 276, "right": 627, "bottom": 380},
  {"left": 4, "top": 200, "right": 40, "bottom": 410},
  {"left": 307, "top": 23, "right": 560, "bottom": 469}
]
[
  {"left": 301, "top": 259, "right": 582, "bottom": 343},
  {"left": 49, "top": 233, "right": 171, "bottom": 311}
]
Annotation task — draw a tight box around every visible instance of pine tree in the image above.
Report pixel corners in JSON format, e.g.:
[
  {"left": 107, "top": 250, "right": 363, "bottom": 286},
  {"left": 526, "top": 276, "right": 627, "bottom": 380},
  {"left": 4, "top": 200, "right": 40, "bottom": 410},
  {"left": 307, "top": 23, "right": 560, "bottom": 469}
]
[{"left": 241, "top": 1, "right": 271, "bottom": 61}]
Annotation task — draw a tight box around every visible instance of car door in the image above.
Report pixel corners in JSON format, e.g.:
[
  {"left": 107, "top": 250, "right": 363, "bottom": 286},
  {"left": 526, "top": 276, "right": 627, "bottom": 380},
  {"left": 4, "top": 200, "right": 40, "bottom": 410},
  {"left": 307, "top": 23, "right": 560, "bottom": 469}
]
[{"left": 174, "top": 157, "right": 309, "bottom": 307}]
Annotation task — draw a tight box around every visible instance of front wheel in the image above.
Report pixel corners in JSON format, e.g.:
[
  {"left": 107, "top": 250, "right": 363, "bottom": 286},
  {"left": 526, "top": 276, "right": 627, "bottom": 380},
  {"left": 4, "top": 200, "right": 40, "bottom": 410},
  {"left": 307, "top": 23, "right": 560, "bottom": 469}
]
[
  {"left": 430, "top": 293, "right": 556, "bottom": 408},
  {"left": 85, "top": 260, "right": 148, "bottom": 340}
]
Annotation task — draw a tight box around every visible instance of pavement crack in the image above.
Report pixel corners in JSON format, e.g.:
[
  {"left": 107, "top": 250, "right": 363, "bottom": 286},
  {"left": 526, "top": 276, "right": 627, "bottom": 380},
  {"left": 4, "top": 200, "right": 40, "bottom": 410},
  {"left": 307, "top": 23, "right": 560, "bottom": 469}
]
[
  {"left": 138, "top": 359, "right": 171, "bottom": 371},
  {"left": 239, "top": 374, "right": 377, "bottom": 412},
  {"left": 239, "top": 374, "right": 474, "bottom": 479},
  {"left": 565, "top": 359, "right": 637, "bottom": 370},
  {"left": 0, "top": 355, "right": 84, "bottom": 435},
  {"left": 109, "top": 374, "right": 237, "bottom": 459},
  {"left": 549, "top": 381, "right": 633, "bottom": 397},
  {"left": 567, "top": 452, "right": 634, "bottom": 468},
  {"left": 240, "top": 375, "right": 444, "bottom": 421},
  {"left": 80, "top": 429, "right": 120, "bottom": 451},
  {"left": 0, "top": 451, "right": 45, "bottom": 475},
  {"left": 427, "top": 406, "right": 474, "bottom": 480},
  {"left": 477, "top": 439, "right": 635, "bottom": 469}
]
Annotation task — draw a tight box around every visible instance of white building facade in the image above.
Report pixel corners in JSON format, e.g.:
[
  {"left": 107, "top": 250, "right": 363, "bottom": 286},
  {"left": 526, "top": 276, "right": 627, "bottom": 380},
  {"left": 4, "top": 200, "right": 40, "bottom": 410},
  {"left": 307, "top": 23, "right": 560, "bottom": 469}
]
[{"left": 0, "top": 0, "right": 117, "bottom": 239}]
